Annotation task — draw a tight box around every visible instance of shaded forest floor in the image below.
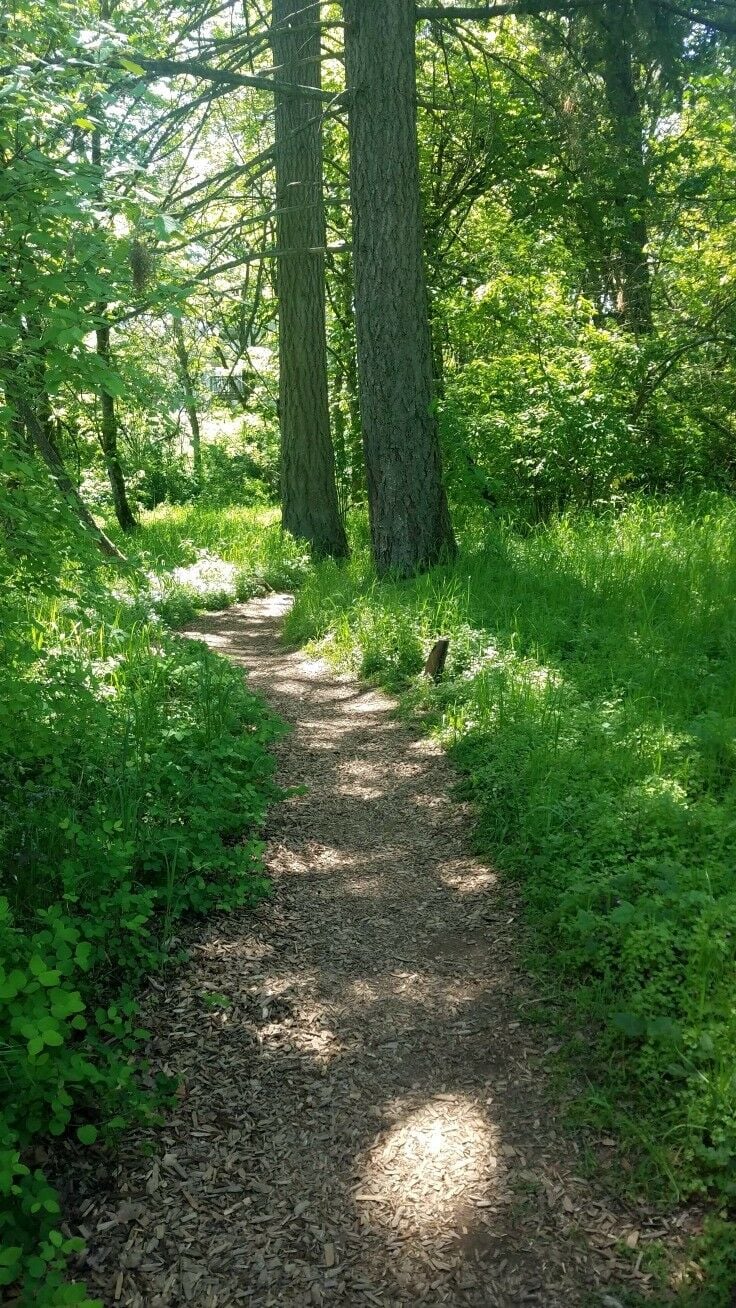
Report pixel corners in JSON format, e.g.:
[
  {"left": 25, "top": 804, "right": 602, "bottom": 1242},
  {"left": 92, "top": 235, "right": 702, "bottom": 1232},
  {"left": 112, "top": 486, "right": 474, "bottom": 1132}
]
[{"left": 65, "top": 594, "right": 688, "bottom": 1307}]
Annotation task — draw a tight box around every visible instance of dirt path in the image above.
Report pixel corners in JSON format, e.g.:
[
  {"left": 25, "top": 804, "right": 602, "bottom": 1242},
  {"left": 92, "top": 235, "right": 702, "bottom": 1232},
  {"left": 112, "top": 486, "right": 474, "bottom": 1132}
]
[{"left": 69, "top": 595, "right": 658, "bottom": 1307}]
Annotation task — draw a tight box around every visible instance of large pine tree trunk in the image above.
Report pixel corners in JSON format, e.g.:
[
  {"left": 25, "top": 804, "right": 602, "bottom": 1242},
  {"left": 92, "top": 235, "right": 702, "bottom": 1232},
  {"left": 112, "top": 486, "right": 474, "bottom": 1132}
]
[
  {"left": 342, "top": 0, "right": 455, "bottom": 577},
  {"left": 271, "top": 0, "right": 348, "bottom": 559},
  {"left": 600, "top": 0, "right": 653, "bottom": 335}
]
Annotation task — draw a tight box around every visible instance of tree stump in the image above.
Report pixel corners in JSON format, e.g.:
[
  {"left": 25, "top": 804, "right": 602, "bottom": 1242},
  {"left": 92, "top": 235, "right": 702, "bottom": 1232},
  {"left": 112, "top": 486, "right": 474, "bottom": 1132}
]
[{"left": 424, "top": 638, "right": 449, "bottom": 681}]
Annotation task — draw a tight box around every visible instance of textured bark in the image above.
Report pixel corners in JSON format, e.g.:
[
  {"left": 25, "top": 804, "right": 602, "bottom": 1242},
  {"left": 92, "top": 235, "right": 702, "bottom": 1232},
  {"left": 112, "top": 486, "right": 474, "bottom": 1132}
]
[
  {"left": 271, "top": 0, "right": 348, "bottom": 559},
  {"left": 600, "top": 0, "right": 653, "bottom": 335},
  {"left": 343, "top": 0, "right": 456, "bottom": 576},
  {"left": 96, "top": 323, "right": 138, "bottom": 532},
  {"left": 173, "top": 318, "right": 203, "bottom": 486},
  {"left": 92, "top": 112, "right": 138, "bottom": 532}
]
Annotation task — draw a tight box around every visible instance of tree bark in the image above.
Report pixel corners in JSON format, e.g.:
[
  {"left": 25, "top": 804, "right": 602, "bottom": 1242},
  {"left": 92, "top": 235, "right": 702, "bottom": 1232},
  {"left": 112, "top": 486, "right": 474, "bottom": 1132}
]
[
  {"left": 172, "top": 317, "right": 203, "bottom": 486},
  {"left": 600, "top": 0, "right": 653, "bottom": 335},
  {"left": 95, "top": 322, "right": 139, "bottom": 532},
  {"left": 343, "top": 0, "right": 456, "bottom": 576},
  {"left": 16, "top": 393, "right": 125, "bottom": 560},
  {"left": 91, "top": 113, "right": 138, "bottom": 532},
  {"left": 271, "top": 0, "right": 348, "bottom": 559}
]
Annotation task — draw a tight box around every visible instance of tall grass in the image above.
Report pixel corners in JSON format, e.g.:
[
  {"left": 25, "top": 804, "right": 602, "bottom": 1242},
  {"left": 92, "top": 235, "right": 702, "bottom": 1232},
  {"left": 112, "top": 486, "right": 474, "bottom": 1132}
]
[
  {"left": 112, "top": 503, "right": 310, "bottom": 588},
  {"left": 285, "top": 496, "right": 736, "bottom": 1205}
]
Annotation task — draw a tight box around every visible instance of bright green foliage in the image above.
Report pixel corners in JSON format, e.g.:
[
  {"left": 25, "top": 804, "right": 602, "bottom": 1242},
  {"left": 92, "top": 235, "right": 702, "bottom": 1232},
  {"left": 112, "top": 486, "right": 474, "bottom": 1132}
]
[
  {"left": 286, "top": 497, "right": 736, "bottom": 1208},
  {"left": 115, "top": 502, "right": 313, "bottom": 595},
  {"left": 0, "top": 455, "right": 282, "bottom": 1301},
  {"left": 417, "top": 24, "right": 736, "bottom": 521}
]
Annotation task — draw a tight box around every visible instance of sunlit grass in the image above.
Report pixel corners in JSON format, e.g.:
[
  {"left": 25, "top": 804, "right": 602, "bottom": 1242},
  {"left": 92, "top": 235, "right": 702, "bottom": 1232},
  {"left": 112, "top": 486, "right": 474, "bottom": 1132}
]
[
  {"left": 105, "top": 504, "right": 312, "bottom": 622},
  {"left": 110, "top": 503, "right": 288, "bottom": 573}
]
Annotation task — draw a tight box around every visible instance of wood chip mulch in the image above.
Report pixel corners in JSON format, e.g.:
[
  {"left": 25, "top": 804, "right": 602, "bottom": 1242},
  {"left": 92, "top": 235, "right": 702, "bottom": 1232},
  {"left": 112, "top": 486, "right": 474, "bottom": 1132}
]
[{"left": 59, "top": 594, "right": 693, "bottom": 1307}]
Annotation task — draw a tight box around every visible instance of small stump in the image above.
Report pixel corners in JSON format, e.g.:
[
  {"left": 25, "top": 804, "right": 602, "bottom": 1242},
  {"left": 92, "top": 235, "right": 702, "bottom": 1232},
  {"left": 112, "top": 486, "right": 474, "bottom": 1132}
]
[{"left": 424, "top": 638, "right": 449, "bottom": 681}]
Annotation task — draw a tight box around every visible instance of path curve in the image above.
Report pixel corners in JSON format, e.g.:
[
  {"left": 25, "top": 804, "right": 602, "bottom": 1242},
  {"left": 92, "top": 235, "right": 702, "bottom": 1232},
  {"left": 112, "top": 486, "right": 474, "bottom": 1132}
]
[{"left": 69, "top": 595, "right": 654, "bottom": 1306}]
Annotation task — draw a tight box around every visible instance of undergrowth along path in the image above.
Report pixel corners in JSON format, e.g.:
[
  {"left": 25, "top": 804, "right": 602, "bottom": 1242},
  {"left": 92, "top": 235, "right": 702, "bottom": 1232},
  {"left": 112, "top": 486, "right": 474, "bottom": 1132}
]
[{"left": 71, "top": 594, "right": 667, "bottom": 1307}]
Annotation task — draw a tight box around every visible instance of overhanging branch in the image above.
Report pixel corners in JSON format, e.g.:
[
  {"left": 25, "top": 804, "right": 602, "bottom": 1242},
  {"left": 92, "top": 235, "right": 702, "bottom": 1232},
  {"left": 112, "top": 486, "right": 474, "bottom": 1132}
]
[
  {"left": 655, "top": 2, "right": 736, "bottom": 34},
  {"left": 415, "top": 0, "right": 736, "bottom": 32},
  {"left": 416, "top": 1, "right": 601, "bottom": 19},
  {"left": 126, "top": 54, "right": 341, "bottom": 101}
]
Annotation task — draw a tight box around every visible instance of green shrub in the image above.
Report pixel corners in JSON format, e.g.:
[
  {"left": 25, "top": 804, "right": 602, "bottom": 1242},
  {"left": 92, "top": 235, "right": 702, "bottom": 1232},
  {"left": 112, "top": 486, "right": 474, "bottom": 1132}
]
[
  {"left": 114, "top": 504, "right": 312, "bottom": 600},
  {"left": 0, "top": 461, "right": 282, "bottom": 1302}
]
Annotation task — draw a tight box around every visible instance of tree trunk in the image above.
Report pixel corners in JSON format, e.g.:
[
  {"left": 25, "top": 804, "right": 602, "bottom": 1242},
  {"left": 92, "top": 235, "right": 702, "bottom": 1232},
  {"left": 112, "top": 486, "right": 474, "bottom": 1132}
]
[
  {"left": 91, "top": 114, "right": 138, "bottom": 532},
  {"left": 600, "top": 0, "right": 653, "bottom": 335},
  {"left": 271, "top": 0, "right": 348, "bottom": 559},
  {"left": 342, "top": 0, "right": 456, "bottom": 577},
  {"left": 172, "top": 317, "right": 203, "bottom": 486},
  {"left": 16, "top": 392, "right": 125, "bottom": 560},
  {"left": 96, "top": 323, "right": 138, "bottom": 532}
]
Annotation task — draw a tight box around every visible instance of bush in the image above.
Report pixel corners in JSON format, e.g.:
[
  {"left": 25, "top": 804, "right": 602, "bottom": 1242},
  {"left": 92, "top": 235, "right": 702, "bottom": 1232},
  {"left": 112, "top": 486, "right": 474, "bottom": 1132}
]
[
  {"left": 114, "top": 504, "right": 313, "bottom": 609},
  {"left": 0, "top": 456, "right": 282, "bottom": 1302},
  {"left": 199, "top": 442, "right": 273, "bottom": 507}
]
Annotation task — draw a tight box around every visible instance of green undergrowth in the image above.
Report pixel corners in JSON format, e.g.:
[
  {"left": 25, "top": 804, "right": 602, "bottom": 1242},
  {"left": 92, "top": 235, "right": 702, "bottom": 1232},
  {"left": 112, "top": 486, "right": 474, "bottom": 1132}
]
[
  {"left": 285, "top": 496, "right": 736, "bottom": 1299},
  {"left": 0, "top": 456, "right": 282, "bottom": 1303},
  {"left": 107, "top": 503, "right": 311, "bottom": 625}
]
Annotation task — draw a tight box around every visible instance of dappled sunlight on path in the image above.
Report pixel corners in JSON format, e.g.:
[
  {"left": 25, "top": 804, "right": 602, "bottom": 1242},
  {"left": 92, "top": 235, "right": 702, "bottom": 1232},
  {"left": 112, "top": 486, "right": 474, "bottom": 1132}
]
[{"left": 66, "top": 595, "right": 656, "bottom": 1306}]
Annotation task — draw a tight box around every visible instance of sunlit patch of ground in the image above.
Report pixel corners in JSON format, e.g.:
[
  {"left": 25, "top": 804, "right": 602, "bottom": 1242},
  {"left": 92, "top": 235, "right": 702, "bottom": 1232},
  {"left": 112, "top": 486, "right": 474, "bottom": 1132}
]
[
  {"left": 358, "top": 1094, "right": 500, "bottom": 1236},
  {"left": 340, "top": 970, "right": 488, "bottom": 1019},
  {"left": 437, "top": 860, "right": 498, "bottom": 896}
]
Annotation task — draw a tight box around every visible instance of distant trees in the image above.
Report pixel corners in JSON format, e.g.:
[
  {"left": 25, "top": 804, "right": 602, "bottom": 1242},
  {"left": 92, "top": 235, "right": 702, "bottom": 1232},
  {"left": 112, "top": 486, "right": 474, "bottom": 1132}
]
[
  {"left": 3, "top": 0, "right": 735, "bottom": 564},
  {"left": 172, "top": 318, "right": 203, "bottom": 487}
]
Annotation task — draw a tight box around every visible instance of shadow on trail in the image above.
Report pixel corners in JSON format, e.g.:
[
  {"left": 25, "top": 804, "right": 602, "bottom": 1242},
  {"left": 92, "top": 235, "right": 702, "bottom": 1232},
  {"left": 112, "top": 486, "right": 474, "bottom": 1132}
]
[{"left": 66, "top": 596, "right": 658, "bottom": 1308}]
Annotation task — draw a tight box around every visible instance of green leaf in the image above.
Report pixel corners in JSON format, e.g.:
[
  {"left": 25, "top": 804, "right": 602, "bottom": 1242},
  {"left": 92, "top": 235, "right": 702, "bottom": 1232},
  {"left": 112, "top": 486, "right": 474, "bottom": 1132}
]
[
  {"left": 646, "top": 1016, "right": 682, "bottom": 1043},
  {"left": 76, "top": 1125, "right": 98, "bottom": 1145},
  {"left": 75, "top": 942, "right": 93, "bottom": 969},
  {"left": 101, "top": 372, "right": 126, "bottom": 399},
  {"left": 201, "top": 991, "right": 232, "bottom": 1008},
  {"left": 152, "top": 213, "right": 179, "bottom": 240},
  {"left": 611, "top": 1011, "right": 645, "bottom": 1039},
  {"left": 119, "top": 57, "right": 146, "bottom": 75},
  {"left": 0, "top": 969, "right": 26, "bottom": 999},
  {"left": 73, "top": 117, "right": 96, "bottom": 131}
]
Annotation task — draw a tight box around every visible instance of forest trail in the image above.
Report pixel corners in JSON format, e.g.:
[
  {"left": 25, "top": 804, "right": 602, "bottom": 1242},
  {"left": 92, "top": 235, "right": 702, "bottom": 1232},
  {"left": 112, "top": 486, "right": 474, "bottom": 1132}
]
[{"left": 70, "top": 595, "right": 658, "bottom": 1307}]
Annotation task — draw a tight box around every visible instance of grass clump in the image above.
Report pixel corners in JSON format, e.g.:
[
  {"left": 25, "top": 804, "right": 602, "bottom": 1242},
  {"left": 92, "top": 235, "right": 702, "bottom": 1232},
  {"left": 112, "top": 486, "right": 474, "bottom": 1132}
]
[
  {"left": 285, "top": 496, "right": 736, "bottom": 1211},
  {"left": 0, "top": 459, "right": 282, "bottom": 1303},
  {"left": 111, "top": 503, "right": 312, "bottom": 616}
]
